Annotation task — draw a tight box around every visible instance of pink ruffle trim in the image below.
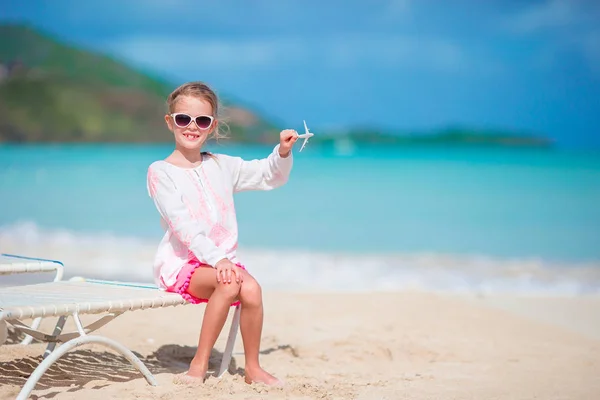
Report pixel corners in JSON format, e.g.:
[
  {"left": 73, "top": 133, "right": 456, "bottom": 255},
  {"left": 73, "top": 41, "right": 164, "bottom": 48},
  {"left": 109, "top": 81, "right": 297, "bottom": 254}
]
[{"left": 168, "top": 259, "right": 246, "bottom": 306}]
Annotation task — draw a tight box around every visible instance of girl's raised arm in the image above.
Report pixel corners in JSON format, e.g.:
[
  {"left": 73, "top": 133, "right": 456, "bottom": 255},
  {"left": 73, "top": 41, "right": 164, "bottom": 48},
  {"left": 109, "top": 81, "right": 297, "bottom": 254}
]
[
  {"left": 226, "top": 144, "right": 294, "bottom": 193},
  {"left": 147, "top": 164, "right": 227, "bottom": 267}
]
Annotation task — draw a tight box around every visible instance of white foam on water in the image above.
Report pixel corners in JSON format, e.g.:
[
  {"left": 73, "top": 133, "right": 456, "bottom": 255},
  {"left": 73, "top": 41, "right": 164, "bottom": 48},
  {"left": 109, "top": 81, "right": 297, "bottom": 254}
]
[
  {"left": 1, "top": 221, "right": 599, "bottom": 296},
  {"left": 0, "top": 221, "right": 156, "bottom": 282}
]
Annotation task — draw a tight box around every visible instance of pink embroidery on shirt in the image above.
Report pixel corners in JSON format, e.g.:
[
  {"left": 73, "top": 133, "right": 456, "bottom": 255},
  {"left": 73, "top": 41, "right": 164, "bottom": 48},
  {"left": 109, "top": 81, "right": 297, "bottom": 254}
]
[
  {"left": 209, "top": 222, "right": 231, "bottom": 246},
  {"left": 185, "top": 170, "right": 212, "bottom": 223},
  {"left": 182, "top": 194, "right": 210, "bottom": 224},
  {"left": 170, "top": 216, "right": 192, "bottom": 247},
  {"left": 201, "top": 167, "right": 234, "bottom": 221},
  {"left": 147, "top": 167, "right": 160, "bottom": 197},
  {"left": 148, "top": 166, "right": 194, "bottom": 247}
]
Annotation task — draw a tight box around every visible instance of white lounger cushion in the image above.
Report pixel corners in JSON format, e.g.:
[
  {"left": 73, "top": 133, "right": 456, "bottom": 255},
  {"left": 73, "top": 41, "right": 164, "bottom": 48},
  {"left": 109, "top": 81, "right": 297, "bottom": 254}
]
[{"left": 0, "top": 281, "right": 187, "bottom": 321}]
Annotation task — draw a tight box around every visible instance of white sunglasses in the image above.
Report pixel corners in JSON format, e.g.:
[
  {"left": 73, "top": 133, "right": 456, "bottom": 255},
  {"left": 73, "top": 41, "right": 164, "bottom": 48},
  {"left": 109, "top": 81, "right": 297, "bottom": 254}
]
[{"left": 170, "top": 113, "right": 214, "bottom": 130}]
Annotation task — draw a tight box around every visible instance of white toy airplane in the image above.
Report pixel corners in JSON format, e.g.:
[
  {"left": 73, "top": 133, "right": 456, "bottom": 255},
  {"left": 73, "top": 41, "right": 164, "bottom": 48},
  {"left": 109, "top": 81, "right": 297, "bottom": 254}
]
[{"left": 297, "top": 120, "right": 314, "bottom": 152}]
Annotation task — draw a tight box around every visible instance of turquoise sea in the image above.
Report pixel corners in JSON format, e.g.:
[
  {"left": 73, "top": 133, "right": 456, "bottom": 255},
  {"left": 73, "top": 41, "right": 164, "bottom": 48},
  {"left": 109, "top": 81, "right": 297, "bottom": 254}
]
[{"left": 1, "top": 143, "right": 599, "bottom": 294}]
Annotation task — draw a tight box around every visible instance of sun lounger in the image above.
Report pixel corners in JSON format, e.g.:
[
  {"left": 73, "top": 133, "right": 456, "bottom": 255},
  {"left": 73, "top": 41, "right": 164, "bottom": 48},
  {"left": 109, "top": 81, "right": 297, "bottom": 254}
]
[
  {"left": 0, "top": 253, "right": 64, "bottom": 282},
  {"left": 0, "top": 253, "right": 65, "bottom": 345},
  {"left": 0, "top": 277, "right": 241, "bottom": 400}
]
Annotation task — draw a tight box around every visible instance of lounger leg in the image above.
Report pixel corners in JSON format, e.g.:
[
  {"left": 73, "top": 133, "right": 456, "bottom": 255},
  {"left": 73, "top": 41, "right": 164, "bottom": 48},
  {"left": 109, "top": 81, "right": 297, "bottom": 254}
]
[
  {"left": 43, "top": 315, "right": 67, "bottom": 358},
  {"left": 0, "top": 320, "right": 7, "bottom": 345},
  {"left": 19, "top": 267, "right": 64, "bottom": 346},
  {"left": 17, "top": 335, "right": 157, "bottom": 400},
  {"left": 217, "top": 304, "right": 241, "bottom": 378},
  {"left": 20, "top": 317, "right": 42, "bottom": 345}
]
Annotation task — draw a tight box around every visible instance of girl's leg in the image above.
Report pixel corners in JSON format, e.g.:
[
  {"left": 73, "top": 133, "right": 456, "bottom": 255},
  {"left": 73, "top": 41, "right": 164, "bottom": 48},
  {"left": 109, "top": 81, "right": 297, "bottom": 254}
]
[
  {"left": 185, "top": 267, "right": 241, "bottom": 379},
  {"left": 181, "top": 267, "right": 280, "bottom": 385},
  {"left": 237, "top": 270, "right": 281, "bottom": 385}
]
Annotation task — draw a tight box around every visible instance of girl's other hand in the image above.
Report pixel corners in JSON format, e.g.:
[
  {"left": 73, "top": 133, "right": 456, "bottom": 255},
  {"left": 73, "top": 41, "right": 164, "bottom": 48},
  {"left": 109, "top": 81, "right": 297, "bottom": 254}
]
[
  {"left": 215, "top": 259, "right": 243, "bottom": 284},
  {"left": 279, "top": 129, "right": 298, "bottom": 157}
]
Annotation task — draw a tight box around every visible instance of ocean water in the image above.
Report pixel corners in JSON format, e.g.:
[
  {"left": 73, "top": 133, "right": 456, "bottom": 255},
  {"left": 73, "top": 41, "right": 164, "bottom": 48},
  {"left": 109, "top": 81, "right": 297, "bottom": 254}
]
[{"left": 1, "top": 143, "right": 599, "bottom": 295}]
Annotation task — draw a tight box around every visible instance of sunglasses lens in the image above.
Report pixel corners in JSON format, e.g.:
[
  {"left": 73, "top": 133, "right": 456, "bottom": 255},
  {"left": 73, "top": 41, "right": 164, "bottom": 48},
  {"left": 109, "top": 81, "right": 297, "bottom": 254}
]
[
  {"left": 174, "top": 114, "right": 191, "bottom": 127},
  {"left": 196, "top": 116, "right": 212, "bottom": 129}
]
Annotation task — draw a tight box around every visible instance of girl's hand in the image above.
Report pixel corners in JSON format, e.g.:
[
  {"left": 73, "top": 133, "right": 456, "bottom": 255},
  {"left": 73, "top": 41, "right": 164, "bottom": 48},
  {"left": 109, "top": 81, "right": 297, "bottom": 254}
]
[
  {"left": 279, "top": 129, "right": 298, "bottom": 157},
  {"left": 214, "top": 259, "right": 243, "bottom": 284}
]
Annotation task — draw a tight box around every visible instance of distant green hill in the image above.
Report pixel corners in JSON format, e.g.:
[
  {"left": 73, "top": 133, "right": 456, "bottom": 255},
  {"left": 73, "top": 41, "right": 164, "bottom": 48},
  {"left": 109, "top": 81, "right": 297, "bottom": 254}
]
[
  {"left": 0, "top": 24, "right": 278, "bottom": 143},
  {"left": 0, "top": 23, "right": 552, "bottom": 147},
  {"left": 314, "top": 127, "right": 553, "bottom": 148}
]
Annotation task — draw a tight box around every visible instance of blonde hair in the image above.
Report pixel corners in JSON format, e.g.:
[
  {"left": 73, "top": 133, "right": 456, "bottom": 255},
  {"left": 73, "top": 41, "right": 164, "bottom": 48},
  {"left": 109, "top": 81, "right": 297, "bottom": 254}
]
[{"left": 166, "top": 81, "right": 230, "bottom": 142}]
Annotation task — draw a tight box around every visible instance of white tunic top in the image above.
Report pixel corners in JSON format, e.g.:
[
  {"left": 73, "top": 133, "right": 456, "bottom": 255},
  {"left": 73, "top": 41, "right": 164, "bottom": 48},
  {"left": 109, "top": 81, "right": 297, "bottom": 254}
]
[{"left": 146, "top": 144, "right": 293, "bottom": 288}]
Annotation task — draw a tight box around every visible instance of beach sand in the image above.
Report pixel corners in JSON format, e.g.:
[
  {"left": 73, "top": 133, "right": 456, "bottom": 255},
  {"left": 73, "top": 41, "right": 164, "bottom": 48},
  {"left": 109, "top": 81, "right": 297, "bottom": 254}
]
[{"left": 1, "top": 290, "right": 599, "bottom": 400}]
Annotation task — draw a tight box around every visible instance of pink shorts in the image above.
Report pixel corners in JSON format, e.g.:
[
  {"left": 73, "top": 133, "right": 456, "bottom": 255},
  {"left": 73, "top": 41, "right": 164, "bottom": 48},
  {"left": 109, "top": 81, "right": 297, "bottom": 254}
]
[{"left": 166, "top": 258, "right": 246, "bottom": 306}]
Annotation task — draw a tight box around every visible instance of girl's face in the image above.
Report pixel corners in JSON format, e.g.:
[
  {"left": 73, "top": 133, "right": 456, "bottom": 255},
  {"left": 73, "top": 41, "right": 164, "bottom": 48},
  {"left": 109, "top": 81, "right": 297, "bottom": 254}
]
[{"left": 165, "top": 95, "right": 217, "bottom": 151}]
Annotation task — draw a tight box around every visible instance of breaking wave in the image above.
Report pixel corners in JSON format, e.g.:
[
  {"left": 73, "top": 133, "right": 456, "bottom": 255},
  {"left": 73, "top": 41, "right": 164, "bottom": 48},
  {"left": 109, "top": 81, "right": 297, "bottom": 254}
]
[{"left": 1, "top": 221, "right": 599, "bottom": 296}]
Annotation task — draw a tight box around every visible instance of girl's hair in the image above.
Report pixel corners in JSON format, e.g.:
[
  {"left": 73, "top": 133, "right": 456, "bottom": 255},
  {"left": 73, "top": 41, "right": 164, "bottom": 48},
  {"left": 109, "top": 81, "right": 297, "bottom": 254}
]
[{"left": 166, "top": 81, "right": 230, "bottom": 142}]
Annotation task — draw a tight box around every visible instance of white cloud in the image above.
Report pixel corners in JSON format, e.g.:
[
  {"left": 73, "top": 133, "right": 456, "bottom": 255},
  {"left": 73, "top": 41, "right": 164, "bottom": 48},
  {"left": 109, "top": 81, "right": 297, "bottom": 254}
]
[
  {"left": 503, "top": 0, "right": 600, "bottom": 34},
  {"left": 60, "top": 0, "right": 236, "bottom": 26},
  {"left": 103, "top": 34, "right": 466, "bottom": 73},
  {"left": 324, "top": 35, "right": 464, "bottom": 71},
  {"left": 575, "top": 30, "right": 600, "bottom": 74},
  {"left": 103, "top": 36, "right": 306, "bottom": 70},
  {"left": 378, "top": 0, "right": 412, "bottom": 22},
  {"left": 500, "top": 0, "right": 600, "bottom": 75},
  {"left": 504, "top": 0, "right": 580, "bottom": 34}
]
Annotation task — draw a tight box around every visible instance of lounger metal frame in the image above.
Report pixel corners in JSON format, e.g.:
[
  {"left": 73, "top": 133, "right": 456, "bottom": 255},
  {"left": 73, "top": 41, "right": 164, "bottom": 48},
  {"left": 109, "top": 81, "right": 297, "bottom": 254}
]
[{"left": 0, "top": 276, "right": 241, "bottom": 400}]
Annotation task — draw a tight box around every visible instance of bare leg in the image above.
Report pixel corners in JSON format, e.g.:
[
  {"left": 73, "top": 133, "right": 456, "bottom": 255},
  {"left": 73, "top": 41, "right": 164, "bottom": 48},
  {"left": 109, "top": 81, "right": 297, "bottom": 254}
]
[
  {"left": 238, "top": 270, "right": 282, "bottom": 386},
  {"left": 182, "top": 267, "right": 240, "bottom": 381}
]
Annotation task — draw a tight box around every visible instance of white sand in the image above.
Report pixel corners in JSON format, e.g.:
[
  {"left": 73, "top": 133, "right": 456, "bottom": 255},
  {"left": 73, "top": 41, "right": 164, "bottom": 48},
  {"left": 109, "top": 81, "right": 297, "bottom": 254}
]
[{"left": 1, "top": 290, "right": 599, "bottom": 399}]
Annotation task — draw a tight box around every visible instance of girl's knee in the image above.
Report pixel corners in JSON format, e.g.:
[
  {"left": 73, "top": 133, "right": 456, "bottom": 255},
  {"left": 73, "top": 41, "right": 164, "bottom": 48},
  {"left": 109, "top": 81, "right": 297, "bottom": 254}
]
[
  {"left": 215, "top": 280, "right": 241, "bottom": 300},
  {"left": 240, "top": 276, "right": 262, "bottom": 308}
]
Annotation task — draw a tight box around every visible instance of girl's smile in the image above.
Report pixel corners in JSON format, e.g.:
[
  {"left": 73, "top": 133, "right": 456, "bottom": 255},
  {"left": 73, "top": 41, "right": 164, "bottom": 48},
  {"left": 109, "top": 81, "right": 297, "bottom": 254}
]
[{"left": 182, "top": 132, "right": 201, "bottom": 141}]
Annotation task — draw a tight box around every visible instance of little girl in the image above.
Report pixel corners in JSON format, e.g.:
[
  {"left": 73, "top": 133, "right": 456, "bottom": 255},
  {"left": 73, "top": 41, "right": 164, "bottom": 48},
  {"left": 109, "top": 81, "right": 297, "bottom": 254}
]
[{"left": 146, "top": 81, "right": 298, "bottom": 386}]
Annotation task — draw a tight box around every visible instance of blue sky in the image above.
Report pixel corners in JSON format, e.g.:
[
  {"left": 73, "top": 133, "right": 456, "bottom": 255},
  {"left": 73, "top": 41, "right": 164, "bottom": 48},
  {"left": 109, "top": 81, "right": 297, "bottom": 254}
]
[{"left": 3, "top": 0, "right": 600, "bottom": 148}]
